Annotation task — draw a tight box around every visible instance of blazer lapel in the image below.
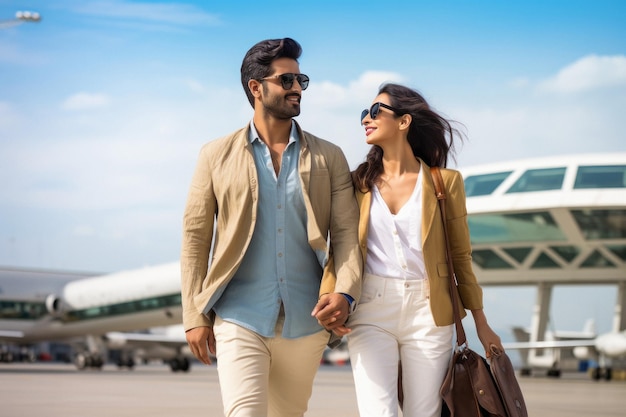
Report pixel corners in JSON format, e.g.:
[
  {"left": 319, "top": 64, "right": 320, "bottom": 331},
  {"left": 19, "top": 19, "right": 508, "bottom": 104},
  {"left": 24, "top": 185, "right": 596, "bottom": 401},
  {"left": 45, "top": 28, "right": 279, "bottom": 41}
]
[
  {"left": 356, "top": 190, "right": 371, "bottom": 262},
  {"left": 295, "top": 124, "right": 327, "bottom": 251},
  {"left": 421, "top": 159, "right": 439, "bottom": 246}
]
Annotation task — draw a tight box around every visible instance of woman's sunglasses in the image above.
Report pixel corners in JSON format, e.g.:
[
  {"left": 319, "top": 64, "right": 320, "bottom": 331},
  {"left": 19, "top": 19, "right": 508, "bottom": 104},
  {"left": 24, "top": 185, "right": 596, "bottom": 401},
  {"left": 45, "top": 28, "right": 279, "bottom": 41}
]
[
  {"left": 260, "top": 73, "right": 310, "bottom": 90},
  {"left": 361, "top": 102, "right": 403, "bottom": 122}
]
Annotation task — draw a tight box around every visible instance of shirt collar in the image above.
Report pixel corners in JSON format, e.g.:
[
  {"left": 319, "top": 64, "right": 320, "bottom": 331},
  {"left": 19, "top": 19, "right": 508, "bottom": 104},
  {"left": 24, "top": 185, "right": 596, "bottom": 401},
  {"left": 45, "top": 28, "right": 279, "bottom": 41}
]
[{"left": 248, "top": 120, "right": 299, "bottom": 145}]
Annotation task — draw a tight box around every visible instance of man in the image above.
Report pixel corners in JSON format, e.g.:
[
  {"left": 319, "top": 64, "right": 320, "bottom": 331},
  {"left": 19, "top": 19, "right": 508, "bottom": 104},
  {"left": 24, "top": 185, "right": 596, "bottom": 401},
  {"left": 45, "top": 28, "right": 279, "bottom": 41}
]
[{"left": 181, "top": 37, "right": 362, "bottom": 417}]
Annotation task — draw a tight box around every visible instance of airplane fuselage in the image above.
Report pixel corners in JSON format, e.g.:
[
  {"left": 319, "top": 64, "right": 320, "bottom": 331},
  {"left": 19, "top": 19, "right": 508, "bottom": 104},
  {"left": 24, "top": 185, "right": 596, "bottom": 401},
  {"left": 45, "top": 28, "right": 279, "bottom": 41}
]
[{"left": 1, "top": 262, "right": 182, "bottom": 344}]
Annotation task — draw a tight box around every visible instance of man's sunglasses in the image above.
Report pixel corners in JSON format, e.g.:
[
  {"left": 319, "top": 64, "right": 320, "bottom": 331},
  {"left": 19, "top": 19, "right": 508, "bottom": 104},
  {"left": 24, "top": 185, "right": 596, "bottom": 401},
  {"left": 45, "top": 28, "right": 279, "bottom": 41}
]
[
  {"left": 361, "top": 102, "right": 403, "bottom": 122},
  {"left": 260, "top": 73, "right": 310, "bottom": 90}
]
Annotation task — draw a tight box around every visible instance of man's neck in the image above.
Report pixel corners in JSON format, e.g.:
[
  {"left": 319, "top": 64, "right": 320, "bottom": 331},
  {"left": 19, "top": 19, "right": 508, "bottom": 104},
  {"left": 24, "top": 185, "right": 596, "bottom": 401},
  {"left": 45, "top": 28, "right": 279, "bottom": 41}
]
[{"left": 253, "top": 114, "right": 292, "bottom": 146}]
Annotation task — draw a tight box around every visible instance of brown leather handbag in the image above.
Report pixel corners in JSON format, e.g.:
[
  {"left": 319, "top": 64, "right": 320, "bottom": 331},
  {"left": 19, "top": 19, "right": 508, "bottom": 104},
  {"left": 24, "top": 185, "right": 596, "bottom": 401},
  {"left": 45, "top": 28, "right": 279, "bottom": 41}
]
[{"left": 431, "top": 166, "right": 528, "bottom": 417}]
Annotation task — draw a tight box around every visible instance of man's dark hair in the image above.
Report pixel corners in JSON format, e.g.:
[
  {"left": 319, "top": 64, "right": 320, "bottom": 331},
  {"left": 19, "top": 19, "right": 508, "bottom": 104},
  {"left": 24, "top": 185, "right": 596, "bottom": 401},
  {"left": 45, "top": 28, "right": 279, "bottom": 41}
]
[{"left": 240, "top": 38, "right": 302, "bottom": 108}]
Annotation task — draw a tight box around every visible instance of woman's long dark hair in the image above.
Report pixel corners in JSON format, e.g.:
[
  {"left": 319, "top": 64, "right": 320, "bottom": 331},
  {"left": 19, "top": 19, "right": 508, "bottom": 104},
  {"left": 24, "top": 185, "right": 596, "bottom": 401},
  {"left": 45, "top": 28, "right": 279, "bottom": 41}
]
[{"left": 353, "top": 83, "right": 464, "bottom": 192}]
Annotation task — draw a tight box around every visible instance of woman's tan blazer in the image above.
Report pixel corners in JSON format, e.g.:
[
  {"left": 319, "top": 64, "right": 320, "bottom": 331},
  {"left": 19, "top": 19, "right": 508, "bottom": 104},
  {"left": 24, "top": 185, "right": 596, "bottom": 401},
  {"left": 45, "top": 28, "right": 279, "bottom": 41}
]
[{"left": 355, "top": 159, "right": 483, "bottom": 326}]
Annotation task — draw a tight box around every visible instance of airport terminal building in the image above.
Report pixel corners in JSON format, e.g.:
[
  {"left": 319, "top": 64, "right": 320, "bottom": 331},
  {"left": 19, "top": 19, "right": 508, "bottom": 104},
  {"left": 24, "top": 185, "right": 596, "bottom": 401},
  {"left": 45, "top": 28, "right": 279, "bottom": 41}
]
[{"left": 462, "top": 152, "right": 626, "bottom": 376}]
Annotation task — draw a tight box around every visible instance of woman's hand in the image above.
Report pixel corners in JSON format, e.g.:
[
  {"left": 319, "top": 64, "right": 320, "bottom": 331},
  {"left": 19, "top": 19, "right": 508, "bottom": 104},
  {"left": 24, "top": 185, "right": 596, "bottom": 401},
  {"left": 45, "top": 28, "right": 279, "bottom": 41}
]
[{"left": 471, "top": 309, "right": 503, "bottom": 357}]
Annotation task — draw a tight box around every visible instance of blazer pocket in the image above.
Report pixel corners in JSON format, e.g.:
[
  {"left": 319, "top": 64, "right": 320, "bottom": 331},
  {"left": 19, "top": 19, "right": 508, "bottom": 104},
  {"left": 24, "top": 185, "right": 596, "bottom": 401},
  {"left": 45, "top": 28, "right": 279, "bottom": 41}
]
[{"left": 436, "top": 262, "right": 450, "bottom": 278}]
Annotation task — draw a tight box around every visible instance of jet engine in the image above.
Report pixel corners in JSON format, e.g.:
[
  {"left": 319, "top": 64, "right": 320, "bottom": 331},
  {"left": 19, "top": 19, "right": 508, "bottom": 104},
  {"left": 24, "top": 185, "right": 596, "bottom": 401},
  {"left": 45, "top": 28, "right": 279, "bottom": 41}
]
[{"left": 44, "top": 294, "right": 64, "bottom": 316}]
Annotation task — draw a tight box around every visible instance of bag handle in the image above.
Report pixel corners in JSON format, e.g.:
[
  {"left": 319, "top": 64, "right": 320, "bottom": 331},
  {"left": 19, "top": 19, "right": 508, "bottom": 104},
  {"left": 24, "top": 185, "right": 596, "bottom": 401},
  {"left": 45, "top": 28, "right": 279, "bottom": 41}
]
[{"left": 430, "top": 166, "right": 467, "bottom": 349}]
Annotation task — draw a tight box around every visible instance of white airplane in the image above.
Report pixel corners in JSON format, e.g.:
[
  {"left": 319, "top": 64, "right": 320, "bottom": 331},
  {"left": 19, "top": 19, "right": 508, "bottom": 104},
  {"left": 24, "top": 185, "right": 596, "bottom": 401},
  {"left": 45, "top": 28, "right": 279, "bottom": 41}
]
[
  {"left": 0, "top": 262, "right": 194, "bottom": 371},
  {"left": 507, "top": 319, "right": 596, "bottom": 377},
  {"left": 504, "top": 321, "right": 626, "bottom": 380}
]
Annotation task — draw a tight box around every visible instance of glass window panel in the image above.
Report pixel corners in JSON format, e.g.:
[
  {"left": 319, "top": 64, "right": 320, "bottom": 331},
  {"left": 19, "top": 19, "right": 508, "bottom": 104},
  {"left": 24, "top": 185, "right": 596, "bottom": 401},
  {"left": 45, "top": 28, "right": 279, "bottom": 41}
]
[
  {"left": 571, "top": 209, "right": 626, "bottom": 239},
  {"left": 581, "top": 250, "right": 616, "bottom": 268},
  {"left": 550, "top": 246, "right": 581, "bottom": 263},
  {"left": 464, "top": 171, "right": 512, "bottom": 196},
  {"left": 502, "top": 247, "right": 533, "bottom": 263},
  {"left": 468, "top": 212, "right": 565, "bottom": 244},
  {"left": 472, "top": 249, "right": 514, "bottom": 269},
  {"left": 506, "top": 167, "right": 566, "bottom": 193},
  {"left": 607, "top": 245, "right": 626, "bottom": 261},
  {"left": 574, "top": 165, "right": 626, "bottom": 189},
  {"left": 531, "top": 253, "right": 561, "bottom": 268}
]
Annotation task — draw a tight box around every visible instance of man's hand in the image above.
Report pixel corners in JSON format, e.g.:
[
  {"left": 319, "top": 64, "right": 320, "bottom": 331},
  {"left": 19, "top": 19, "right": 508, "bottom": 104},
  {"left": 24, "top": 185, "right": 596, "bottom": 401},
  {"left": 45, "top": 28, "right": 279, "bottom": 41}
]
[
  {"left": 311, "top": 293, "right": 352, "bottom": 336},
  {"left": 185, "top": 326, "right": 215, "bottom": 365}
]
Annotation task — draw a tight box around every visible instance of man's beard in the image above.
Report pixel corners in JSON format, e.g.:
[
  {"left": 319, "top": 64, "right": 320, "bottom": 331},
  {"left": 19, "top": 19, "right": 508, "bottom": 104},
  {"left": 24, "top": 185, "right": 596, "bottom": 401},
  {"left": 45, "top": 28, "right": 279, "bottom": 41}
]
[{"left": 262, "top": 86, "right": 301, "bottom": 119}]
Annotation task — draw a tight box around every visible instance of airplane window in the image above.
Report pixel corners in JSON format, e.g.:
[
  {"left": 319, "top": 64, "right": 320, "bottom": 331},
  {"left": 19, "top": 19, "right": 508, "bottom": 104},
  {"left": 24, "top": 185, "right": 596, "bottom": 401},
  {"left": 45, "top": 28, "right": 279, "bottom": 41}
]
[
  {"left": 468, "top": 211, "right": 565, "bottom": 244},
  {"left": 0, "top": 301, "right": 48, "bottom": 319},
  {"left": 63, "top": 293, "right": 182, "bottom": 321},
  {"left": 505, "top": 167, "right": 566, "bottom": 193},
  {"left": 464, "top": 171, "right": 512, "bottom": 196},
  {"left": 574, "top": 165, "right": 626, "bottom": 189}
]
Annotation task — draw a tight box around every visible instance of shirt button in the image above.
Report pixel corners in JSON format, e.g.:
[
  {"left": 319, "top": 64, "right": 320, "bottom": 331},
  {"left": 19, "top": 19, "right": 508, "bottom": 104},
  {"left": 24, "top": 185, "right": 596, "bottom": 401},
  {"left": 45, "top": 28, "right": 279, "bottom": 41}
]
[
  {"left": 277, "top": 204, "right": 282, "bottom": 209},
  {"left": 278, "top": 228, "right": 283, "bottom": 233},
  {"left": 278, "top": 252, "right": 283, "bottom": 257}
]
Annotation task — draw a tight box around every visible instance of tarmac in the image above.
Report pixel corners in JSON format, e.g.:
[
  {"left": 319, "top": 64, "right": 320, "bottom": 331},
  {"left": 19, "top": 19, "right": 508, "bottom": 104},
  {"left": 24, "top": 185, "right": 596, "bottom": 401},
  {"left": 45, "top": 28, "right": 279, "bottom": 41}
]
[{"left": 0, "top": 362, "right": 624, "bottom": 417}]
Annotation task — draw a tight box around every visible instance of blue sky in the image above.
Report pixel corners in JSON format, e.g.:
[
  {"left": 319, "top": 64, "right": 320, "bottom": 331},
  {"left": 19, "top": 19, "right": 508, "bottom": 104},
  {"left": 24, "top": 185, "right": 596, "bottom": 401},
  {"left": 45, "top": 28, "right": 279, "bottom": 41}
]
[{"left": 1, "top": 1, "right": 625, "bottom": 334}]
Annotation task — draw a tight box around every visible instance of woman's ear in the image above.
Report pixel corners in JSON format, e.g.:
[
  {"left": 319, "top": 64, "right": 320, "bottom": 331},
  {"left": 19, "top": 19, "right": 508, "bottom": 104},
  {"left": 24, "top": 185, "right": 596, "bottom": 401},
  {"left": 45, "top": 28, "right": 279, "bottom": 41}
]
[{"left": 399, "top": 114, "right": 412, "bottom": 131}]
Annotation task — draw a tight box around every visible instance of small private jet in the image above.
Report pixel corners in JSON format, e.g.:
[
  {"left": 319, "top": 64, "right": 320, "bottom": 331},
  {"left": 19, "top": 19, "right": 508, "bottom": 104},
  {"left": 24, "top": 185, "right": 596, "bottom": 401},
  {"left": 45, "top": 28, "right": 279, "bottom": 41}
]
[{"left": 505, "top": 320, "right": 626, "bottom": 380}]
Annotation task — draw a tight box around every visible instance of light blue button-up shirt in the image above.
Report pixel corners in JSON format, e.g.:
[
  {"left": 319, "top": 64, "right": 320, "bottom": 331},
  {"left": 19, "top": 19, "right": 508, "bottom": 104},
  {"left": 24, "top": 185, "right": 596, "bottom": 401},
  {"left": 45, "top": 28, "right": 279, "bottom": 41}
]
[{"left": 212, "top": 121, "right": 323, "bottom": 338}]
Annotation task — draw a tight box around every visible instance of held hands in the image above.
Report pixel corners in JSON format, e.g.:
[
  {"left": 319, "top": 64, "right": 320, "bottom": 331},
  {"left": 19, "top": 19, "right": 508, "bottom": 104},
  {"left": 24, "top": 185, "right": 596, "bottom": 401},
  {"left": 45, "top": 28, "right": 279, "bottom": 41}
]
[
  {"left": 311, "top": 293, "right": 352, "bottom": 337},
  {"left": 185, "top": 326, "right": 216, "bottom": 365}
]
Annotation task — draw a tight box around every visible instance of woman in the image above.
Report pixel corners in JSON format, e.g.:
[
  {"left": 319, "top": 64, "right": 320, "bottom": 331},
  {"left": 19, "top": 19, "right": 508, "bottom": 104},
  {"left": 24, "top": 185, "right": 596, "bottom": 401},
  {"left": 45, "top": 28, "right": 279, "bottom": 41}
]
[{"left": 346, "top": 83, "right": 503, "bottom": 417}]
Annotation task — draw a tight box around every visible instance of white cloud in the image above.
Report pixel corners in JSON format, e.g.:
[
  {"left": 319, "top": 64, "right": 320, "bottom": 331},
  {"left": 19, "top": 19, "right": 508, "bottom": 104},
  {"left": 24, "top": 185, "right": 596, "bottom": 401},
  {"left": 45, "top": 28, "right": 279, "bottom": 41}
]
[
  {"left": 538, "top": 54, "right": 626, "bottom": 93},
  {"left": 300, "top": 71, "right": 406, "bottom": 168},
  {"left": 306, "top": 70, "right": 405, "bottom": 107},
  {"left": 61, "top": 92, "right": 111, "bottom": 111}
]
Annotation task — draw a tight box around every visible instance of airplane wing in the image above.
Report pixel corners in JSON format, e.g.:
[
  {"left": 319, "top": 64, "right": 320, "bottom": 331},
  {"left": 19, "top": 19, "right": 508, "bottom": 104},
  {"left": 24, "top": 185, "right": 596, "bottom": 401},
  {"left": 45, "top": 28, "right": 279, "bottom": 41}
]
[
  {"left": 102, "top": 329, "right": 198, "bottom": 372},
  {"left": 0, "top": 330, "right": 25, "bottom": 339},
  {"left": 504, "top": 339, "right": 596, "bottom": 350},
  {"left": 104, "top": 331, "right": 187, "bottom": 349}
]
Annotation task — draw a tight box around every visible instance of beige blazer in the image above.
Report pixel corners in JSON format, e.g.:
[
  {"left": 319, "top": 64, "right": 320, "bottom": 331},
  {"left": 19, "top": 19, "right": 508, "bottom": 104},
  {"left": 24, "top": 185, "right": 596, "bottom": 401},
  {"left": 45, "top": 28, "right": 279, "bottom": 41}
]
[
  {"left": 180, "top": 122, "right": 362, "bottom": 330},
  {"left": 355, "top": 159, "right": 483, "bottom": 326}
]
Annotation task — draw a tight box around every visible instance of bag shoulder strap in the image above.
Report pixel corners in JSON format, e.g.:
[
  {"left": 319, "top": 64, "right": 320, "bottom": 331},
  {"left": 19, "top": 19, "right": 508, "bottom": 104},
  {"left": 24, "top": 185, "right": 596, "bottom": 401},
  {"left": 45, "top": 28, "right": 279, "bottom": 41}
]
[{"left": 430, "top": 166, "right": 467, "bottom": 347}]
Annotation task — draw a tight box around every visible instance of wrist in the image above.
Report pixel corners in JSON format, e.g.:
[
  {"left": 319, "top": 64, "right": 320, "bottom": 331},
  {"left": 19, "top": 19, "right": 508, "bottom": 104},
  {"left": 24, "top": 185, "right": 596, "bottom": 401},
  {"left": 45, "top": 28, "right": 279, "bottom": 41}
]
[{"left": 341, "top": 293, "right": 357, "bottom": 315}]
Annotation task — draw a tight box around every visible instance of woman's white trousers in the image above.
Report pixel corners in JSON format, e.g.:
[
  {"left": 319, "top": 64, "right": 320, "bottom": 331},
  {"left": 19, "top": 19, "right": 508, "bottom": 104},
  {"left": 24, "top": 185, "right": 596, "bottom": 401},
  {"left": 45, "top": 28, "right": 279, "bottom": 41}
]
[{"left": 347, "top": 273, "right": 453, "bottom": 417}]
